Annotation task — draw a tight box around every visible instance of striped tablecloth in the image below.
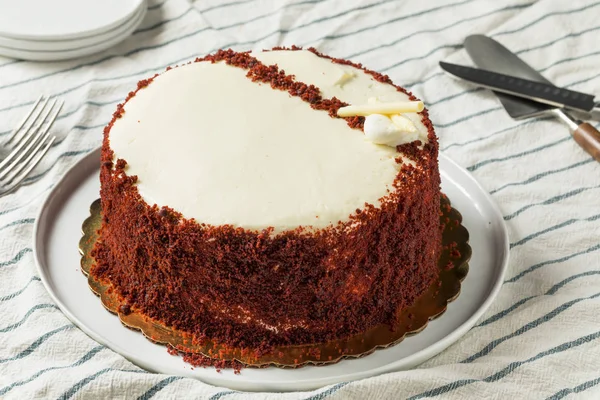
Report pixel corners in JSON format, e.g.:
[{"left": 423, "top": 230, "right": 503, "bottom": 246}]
[{"left": 1, "top": 0, "right": 599, "bottom": 398}]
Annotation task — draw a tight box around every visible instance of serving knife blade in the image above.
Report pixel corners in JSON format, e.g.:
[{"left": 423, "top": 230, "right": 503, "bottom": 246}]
[
  {"left": 463, "top": 34, "right": 556, "bottom": 119},
  {"left": 462, "top": 34, "right": 600, "bottom": 162},
  {"left": 439, "top": 61, "right": 598, "bottom": 113}
]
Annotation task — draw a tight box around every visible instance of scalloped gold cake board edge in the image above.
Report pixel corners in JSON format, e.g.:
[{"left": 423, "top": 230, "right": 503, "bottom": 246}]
[{"left": 79, "top": 194, "right": 471, "bottom": 368}]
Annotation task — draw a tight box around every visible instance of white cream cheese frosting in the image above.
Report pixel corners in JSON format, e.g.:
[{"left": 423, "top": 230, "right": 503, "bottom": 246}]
[
  {"left": 363, "top": 113, "right": 421, "bottom": 146},
  {"left": 108, "top": 50, "right": 428, "bottom": 231},
  {"left": 253, "top": 50, "right": 428, "bottom": 136}
]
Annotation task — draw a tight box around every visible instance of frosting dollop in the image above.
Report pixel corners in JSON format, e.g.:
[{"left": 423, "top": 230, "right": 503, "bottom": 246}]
[{"left": 364, "top": 113, "right": 420, "bottom": 147}]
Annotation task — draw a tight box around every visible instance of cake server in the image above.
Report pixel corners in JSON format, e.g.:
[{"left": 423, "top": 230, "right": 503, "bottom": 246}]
[
  {"left": 463, "top": 34, "right": 600, "bottom": 162},
  {"left": 439, "top": 61, "right": 600, "bottom": 113}
]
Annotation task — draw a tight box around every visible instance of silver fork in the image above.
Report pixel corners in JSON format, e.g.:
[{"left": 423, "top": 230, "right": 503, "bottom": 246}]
[{"left": 0, "top": 95, "right": 63, "bottom": 197}]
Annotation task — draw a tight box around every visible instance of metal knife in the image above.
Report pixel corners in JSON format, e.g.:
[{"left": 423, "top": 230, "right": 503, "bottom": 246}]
[
  {"left": 439, "top": 61, "right": 600, "bottom": 113},
  {"left": 463, "top": 34, "right": 600, "bottom": 162}
]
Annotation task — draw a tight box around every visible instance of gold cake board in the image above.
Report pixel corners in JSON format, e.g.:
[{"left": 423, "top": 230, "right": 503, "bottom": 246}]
[{"left": 79, "top": 195, "right": 470, "bottom": 368}]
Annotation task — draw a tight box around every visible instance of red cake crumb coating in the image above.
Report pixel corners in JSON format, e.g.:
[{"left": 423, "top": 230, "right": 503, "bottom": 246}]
[
  {"left": 91, "top": 47, "right": 441, "bottom": 363},
  {"left": 167, "top": 346, "right": 245, "bottom": 374}
]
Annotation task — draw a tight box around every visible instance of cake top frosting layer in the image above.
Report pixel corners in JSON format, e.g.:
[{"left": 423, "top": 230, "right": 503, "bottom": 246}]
[{"left": 108, "top": 49, "right": 429, "bottom": 230}]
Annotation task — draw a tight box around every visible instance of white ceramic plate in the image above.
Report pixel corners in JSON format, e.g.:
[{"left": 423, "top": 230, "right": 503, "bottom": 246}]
[
  {"left": 33, "top": 148, "right": 509, "bottom": 392},
  {"left": 0, "top": 0, "right": 143, "bottom": 41},
  {"left": 0, "top": 5, "right": 146, "bottom": 62},
  {"left": 0, "top": 2, "right": 146, "bottom": 52}
]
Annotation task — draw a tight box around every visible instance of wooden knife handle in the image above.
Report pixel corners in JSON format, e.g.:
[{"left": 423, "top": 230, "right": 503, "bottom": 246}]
[{"left": 573, "top": 122, "right": 600, "bottom": 162}]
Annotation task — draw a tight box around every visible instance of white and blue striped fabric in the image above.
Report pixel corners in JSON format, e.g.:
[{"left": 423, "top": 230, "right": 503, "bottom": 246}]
[{"left": 1, "top": 0, "right": 599, "bottom": 398}]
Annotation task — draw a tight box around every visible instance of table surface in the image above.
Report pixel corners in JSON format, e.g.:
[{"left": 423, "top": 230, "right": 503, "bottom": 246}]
[{"left": 0, "top": 0, "right": 599, "bottom": 399}]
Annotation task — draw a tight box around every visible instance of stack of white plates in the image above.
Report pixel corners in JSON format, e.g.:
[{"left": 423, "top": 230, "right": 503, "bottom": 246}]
[{"left": 0, "top": 0, "right": 147, "bottom": 62}]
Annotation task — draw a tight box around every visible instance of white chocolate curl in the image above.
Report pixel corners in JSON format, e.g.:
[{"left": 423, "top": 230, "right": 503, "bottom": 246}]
[
  {"left": 364, "top": 114, "right": 419, "bottom": 147},
  {"left": 333, "top": 68, "right": 356, "bottom": 86},
  {"left": 337, "top": 101, "right": 424, "bottom": 117}
]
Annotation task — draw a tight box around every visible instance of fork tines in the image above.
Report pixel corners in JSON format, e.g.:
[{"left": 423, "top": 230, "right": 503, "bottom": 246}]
[{"left": 0, "top": 95, "right": 62, "bottom": 195}]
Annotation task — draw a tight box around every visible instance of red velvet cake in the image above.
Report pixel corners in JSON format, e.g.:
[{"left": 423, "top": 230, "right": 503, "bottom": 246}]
[{"left": 91, "top": 47, "right": 441, "bottom": 364}]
